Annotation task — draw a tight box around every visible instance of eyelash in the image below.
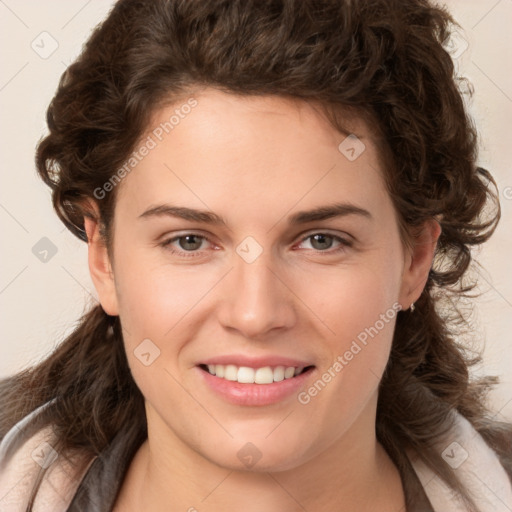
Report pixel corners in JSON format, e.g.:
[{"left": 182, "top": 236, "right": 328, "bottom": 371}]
[{"left": 159, "top": 231, "right": 353, "bottom": 258}]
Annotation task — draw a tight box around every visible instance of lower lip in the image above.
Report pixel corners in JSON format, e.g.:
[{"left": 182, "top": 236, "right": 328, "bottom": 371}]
[{"left": 196, "top": 366, "right": 315, "bottom": 406}]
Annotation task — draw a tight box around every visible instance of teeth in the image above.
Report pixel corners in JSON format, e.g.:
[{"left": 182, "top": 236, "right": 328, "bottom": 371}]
[
  {"left": 204, "top": 364, "right": 306, "bottom": 384},
  {"left": 273, "top": 366, "right": 285, "bottom": 382},
  {"left": 254, "top": 367, "right": 273, "bottom": 384},
  {"left": 237, "top": 366, "right": 255, "bottom": 383},
  {"left": 284, "top": 366, "right": 295, "bottom": 379},
  {"left": 224, "top": 364, "right": 238, "bottom": 381}
]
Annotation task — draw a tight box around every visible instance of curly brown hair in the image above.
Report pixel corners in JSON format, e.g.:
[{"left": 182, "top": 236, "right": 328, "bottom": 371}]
[{"left": 1, "top": 0, "right": 510, "bottom": 510}]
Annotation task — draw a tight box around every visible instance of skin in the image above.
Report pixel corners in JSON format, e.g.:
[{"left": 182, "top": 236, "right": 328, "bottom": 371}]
[{"left": 84, "top": 88, "right": 440, "bottom": 511}]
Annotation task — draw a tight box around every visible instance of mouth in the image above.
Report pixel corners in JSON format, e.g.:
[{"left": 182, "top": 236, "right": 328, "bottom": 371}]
[{"left": 198, "top": 363, "right": 315, "bottom": 384}]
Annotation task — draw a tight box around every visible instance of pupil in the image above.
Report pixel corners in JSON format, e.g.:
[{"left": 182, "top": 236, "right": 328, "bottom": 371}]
[
  {"left": 180, "top": 235, "right": 201, "bottom": 251},
  {"left": 311, "top": 234, "right": 332, "bottom": 250}
]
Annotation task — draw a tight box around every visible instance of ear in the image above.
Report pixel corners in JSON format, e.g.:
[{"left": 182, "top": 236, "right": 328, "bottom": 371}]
[
  {"left": 398, "top": 219, "right": 441, "bottom": 310},
  {"left": 82, "top": 200, "right": 119, "bottom": 316}
]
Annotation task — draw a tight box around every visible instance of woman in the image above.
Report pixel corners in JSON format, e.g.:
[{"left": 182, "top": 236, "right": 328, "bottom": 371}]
[{"left": 0, "top": 0, "right": 511, "bottom": 510}]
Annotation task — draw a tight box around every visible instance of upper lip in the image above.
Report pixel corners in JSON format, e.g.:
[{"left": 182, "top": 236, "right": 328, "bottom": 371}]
[{"left": 198, "top": 354, "right": 314, "bottom": 368}]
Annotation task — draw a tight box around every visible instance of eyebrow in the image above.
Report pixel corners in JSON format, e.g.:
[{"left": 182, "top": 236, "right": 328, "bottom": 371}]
[{"left": 138, "top": 202, "right": 372, "bottom": 226}]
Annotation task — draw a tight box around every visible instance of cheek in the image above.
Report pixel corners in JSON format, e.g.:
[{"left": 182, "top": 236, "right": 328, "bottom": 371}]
[
  {"left": 292, "top": 253, "right": 403, "bottom": 400},
  {"left": 296, "top": 257, "right": 402, "bottom": 342},
  {"left": 113, "top": 250, "right": 212, "bottom": 337},
  {"left": 113, "top": 257, "right": 203, "bottom": 409},
  {"left": 294, "top": 268, "right": 401, "bottom": 427}
]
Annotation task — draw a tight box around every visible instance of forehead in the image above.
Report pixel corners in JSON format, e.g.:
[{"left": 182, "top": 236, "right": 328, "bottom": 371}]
[
  {"left": 145, "top": 89, "right": 368, "bottom": 152},
  {"left": 114, "top": 88, "right": 389, "bottom": 222}
]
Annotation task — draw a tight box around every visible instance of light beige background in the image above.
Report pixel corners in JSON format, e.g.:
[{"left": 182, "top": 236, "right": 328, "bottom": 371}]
[{"left": 0, "top": 1, "right": 511, "bottom": 420}]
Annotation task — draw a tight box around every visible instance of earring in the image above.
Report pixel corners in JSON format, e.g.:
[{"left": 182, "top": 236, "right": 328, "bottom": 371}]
[{"left": 410, "top": 302, "right": 416, "bottom": 312}]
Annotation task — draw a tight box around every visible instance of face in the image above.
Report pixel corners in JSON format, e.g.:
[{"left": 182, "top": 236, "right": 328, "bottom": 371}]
[{"left": 87, "top": 88, "right": 436, "bottom": 472}]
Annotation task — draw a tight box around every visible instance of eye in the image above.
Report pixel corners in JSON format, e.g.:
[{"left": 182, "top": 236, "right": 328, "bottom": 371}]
[
  {"left": 296, "top": 232, "right": 352, "bottom": 254},
  {"left": 160, "top": 233, "right": 214, "bottom": 257}
]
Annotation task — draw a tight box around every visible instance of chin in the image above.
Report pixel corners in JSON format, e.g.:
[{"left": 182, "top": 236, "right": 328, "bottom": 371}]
[{"left": 203, "top": 437, "right": 313, "bottom": 473}]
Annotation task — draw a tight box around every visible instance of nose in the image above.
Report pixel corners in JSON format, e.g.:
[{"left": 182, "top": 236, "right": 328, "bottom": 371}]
[{"left": 216, "top": 251, "right": 297, "bottom": 340}]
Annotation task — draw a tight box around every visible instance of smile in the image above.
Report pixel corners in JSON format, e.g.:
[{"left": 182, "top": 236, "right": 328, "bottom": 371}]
[
  {"left": 200, "top": 364, "right": 311, "bottom": 384},
  {"left": 197, "top": 363, "right": 316, "bottom": 406}
]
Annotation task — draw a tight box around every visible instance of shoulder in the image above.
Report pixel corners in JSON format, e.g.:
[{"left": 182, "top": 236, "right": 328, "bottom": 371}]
[
  {"left": 407, "top": 410, "right": 512, "bottom": 512},
  {"left": 0, "top": 402, "right": 95, "bottom": 512}
]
